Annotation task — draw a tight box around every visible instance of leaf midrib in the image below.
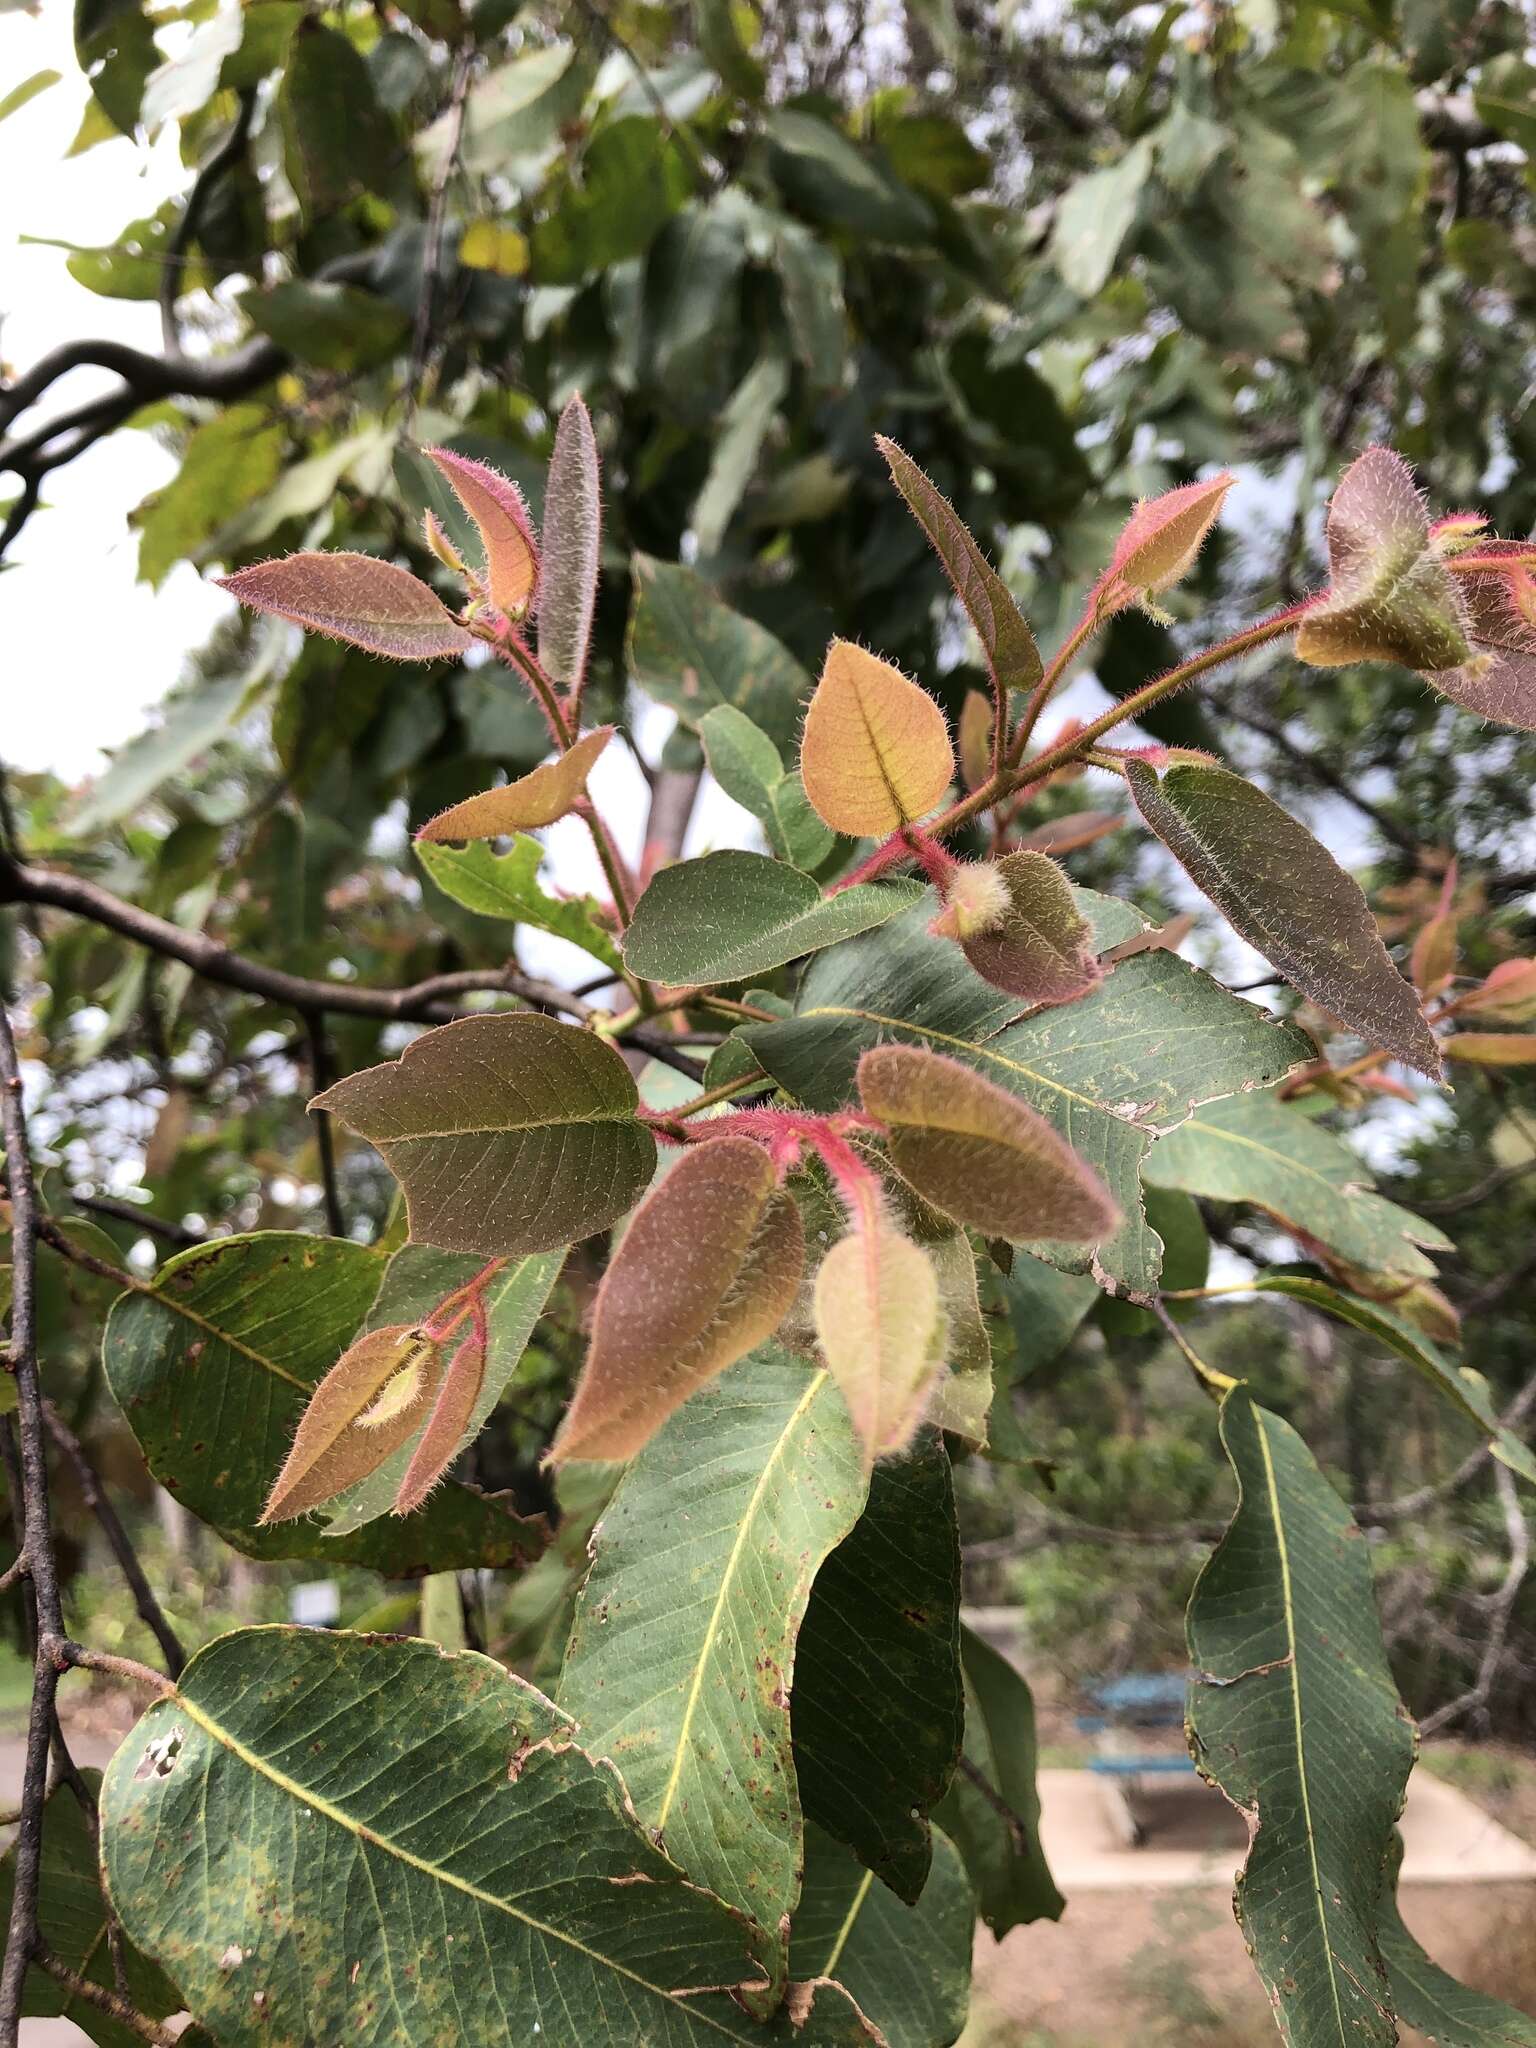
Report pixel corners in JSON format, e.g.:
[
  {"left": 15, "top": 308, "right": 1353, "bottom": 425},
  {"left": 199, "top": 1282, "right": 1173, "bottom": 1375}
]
[{"left": 167, "top": 1691, "right": 764, "bottom": 2041}]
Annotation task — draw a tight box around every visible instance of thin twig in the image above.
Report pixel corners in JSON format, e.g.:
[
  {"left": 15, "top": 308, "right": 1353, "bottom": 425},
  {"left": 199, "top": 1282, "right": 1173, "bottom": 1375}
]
[
  {"left": 42, "top": 1403, "right": 184, "bottom": 1679},
  {"left": 1418, "top": 1465, "right": 1531, "bottom": 1736},
  {"left": 32, "top": 1947, "right": 179, "bottom": 2047},
  {"left": 71, "top": 1193, "right": 201, "bottom": 1247},
  {"left": 304, "top": 1014, "right": 347, "bottom": 1239},
  {"left": 407, "top": 42, "right": 474, "bottom": 418}
]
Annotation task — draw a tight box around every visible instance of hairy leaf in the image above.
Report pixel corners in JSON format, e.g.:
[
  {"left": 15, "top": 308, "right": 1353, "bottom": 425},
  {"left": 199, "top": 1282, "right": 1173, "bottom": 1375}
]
[
  {"left": 0, "top": 1770, "right": 181, "bottom": 2048},
  {"left": 539, "top": 393, "right": 601, "bottom": 690},
  {"left": 102, "top": 1629, "right": 877, "bottom": 2047},
  {"left": 396, "top": 1327, "right": 488, "bottom": 1515},
  {"left": 1105, "top": 473, "right": 1234, "bottom": 603},
  {"left": 218, "top": 551, "right": 473, "bottom": 661},
  {"left": 1378, "top": 1832, "right": 1536, "bottom": 2045},
  {"left": 311, "top": 1013, "right": 655, "bottom": 1255},
  {"left": 1143, "top": 1089, "right": 1451, "bottom": 1281},
  {"left": 1432, "top": 566, "right": 1536, "bottom": 732},
  {"left": 426, "top": 444, "right": 539, "bottom": 619},
  {"left": 876, "top": 437, "right": 1042, "bottom": 698},
  {"left": 813, "top": 1222, "right": 945, "bottom": 1466},
  {"left": 791, "top": 1824, "right": 973, "bottom": 2048},
  {"left": 416, "top": 726, "right": 613, "bottom": 840},
  {"left": 801, "top": 640, "right": 955, "bottom": 836},
  {"left": 416, "top": 835, "right": 621, "bottom": 967},
  {"left": 1124, "top": 758, "right": 1441, "bottom": 1076},
  {"left": 559, "top": 1348, "right": 866, "bottom": 1984},
  {"left": 858, "top": 1045, "right": 1118, "bottom": 1245},
  {"left": 624, "top": 851, "right": 922, "bottom": 986},
  {"left": 1248, "top": 1276, "right": 1536, "bottom": 1486},
  {"left": 1295, "top": 447, "right": 1471, "bottom": 673},
  {"left": 1187, "top": 1390, "right": 1416, "bottom": 2047},
  {"left": 629, "top": 553, "right": 812, "bottom": 750},
  {"left": 932, "top": 1627, "right": 1062, "bottom": 1935},
  {"left": 262, "top": 1321, "right": 443, "bottom": 1523},
  {"left": 102, "top": 1234, "right": 546, "bottom": 1570},
  {"left": 746, "top": 892, "right": 1312, "bottom": 1295},
  {"left": 793, "top": 1428, "right": 963, "bottom": 1903},
  {"left": 935, "top": 850, "right": 1099, "bottom": 1004},
  {"left": 550, "top": 1137, "right": 804, "bottom": 1463}
]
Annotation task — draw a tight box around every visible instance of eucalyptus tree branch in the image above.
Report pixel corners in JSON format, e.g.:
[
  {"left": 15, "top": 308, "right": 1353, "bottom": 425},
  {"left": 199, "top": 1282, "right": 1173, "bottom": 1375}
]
[
  {"left": 0, "top": 1000, "right": 68, "bottom": 2047},
  {"left": 42, "top": 1402, "right": 185, "bottom": 1679}
]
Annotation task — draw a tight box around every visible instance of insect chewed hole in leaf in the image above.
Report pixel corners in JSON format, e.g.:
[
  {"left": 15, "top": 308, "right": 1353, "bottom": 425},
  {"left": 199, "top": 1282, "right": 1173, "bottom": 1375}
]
[
  {"left": 800, "top": 640, "right": 956, "bottom": 837},
  {"left": 858, "top": 1043, "right": 1120, "bottom": 1246},
  {"left": 425, "top": 445, "right": 539, "bottom": 621},
  {"left": 549, "top": 1136, "right": 804, "bottom": 1465},
  {"left": 133, "top": 1728, "right": 184, "bottom": 1783},
  {"left": 218, "top": 552, "right": 474, "bottom": 662},
  {"left": 262, "top": 1322, "right": 444, "bottom": 1523}
]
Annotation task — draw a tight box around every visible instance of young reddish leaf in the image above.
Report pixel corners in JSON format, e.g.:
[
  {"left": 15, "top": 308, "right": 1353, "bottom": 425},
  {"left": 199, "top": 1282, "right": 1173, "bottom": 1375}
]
[
  {"left": 858, "top": 1044, "right": 1119, "bottom": 1244},
  {"left": 1431, "top": 562, "right": 1536, "bottom": 731},
  {"left": 1409, "top": 863, "right": 1458, "bottom": 998},
  {"left": 394, "top": 1328, "right": 488, "bottom": 1516},
  {"left": 1457, "top": 957, "right": 1536, "bottom": 1022},
  {"left": 1444, "top": 1032, "right": 1536, "bottom": 1065},
  {"left": 933, "top": 849, "right": 1100, "bottom": 1005},
  {"left": 1295, "top": 449, "right": 1473, "bottom": 673},
  {"left": 548, "top": 1137, "right": 804, "bottom": 1465},
  {"left": 538, "top": 393, "right": 602, "bottom": 692},
  {"left": 218, "top": 553, "right": 473, "bottom": 661},
  {"left": 1124, "top": 758, "right": 1442, "bottom": 1078},
  {"left": 957, "top": 687, "right": 993, "bottom": 791},
  {"left": 425, "top": 446, "right": 539, "bottom": 621},
  {"left": 1102, "top": 474, "right": 1234, "bottom": 609},
  {"left": 416, "top": 727, "right": 614, "bottom": 842},
  {"left": 1014, "top": 809, "right": 1120, "bottom": 856},
  {"left": 263, "top": 1323, "right": 442, "bottom": 1523},
  {"left": 311, "top": 1013, "right": 656, "bottom": 1255},
  {"left": 800, "top": 640, "right": 955, "bottom": 836},
  {"left": 876, "top": 436, "right": 1043, "bottom": 697},
  {"left": 813, "top": 1220, "right": 944, "bottom": 1469}
]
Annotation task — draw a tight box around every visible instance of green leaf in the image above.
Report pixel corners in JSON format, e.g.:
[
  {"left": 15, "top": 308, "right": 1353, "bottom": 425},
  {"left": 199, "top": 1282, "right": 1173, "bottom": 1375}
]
[
  {"left": 0, "top": 1770, "right": 181, "bottom": 2048},
  {"left": 1187, "top": 1390, "right": 1416, "bottom": 2047},
  {"left": 700, "top": 706, "right": 834, "bottom": 868},
  {"left": 1475, "top": 53, "right": 1536, "bottom": 156},
  {"left": 1050, "top": 136, "right": 1154, "bottom": 296},
  {"left": 1378, "top": 1832, "right": 1536, "bottom": 2044},
  {"left": 624, "top": 851, "right": 923, "bottom": 986},
  {"left": 141, "top": 4, "right": 243, "bottom": 128},
  {"left": 640, "top": 199, "right": 750, "bottom": 421},
  {"left": 1247, "top": 1276, "right": 1536, "bottom": 1487},
  {"left": 1124, "top": 758, "right": 1441, "bottom": 1077},
  {"left": 745, "top": 892, "right": 1312, "bottom": 1296},
  {"left": 135, "top": 404, "right": 287, "bottom": 588},
  {"left": 770, "top": 215, "right": 846, "bottom": 390},
  {"left": 693, "top": 353, "right": 790, "bottom": 554},
  {"left": 764, "top": 108, "right": 933, "bottom": 243},
  {"left": 312, "top": 1013, "right": 655, "bottom": 1256},
  {"left": 1143, "top": 1089, "right": 1451, "bottom": 1281},
  {"left": 102, "top": 1232, "right": 546, "bottom": 1570},
  {"left": 0, "top": 68, "right": 60, "bottom": 124},
  {"left": 791, "top": 1824, "right": 974, "bottom": 2048},
  {"left": 445, "top": 40, "right": 591, "bottom": 175},
  {"left": 628, "top": 554, "right": 813, "bottom": 751},
  {"left": 531, "top": 116, "right": 694, "bottom": 283},
  {"left": 417, "top": 836, "right": 622, "bottom": 967},
  {"left": 102, "top": 1628, "right": 880, "bottom": 2047},
  {"left": 240, "top": 280, "right": 409, "bottom": 369},
  {"left": 315, "top": 1243, "right": 565, "bottom": 1536},
  {"left": 931, "top": 1626, "right": 1062, "bottom": 1935},
  {"left": 793, "top": 1428, "right": 963, "bottom": 1905},
  {"left": 558, "top": 1347, "right": 867, "bottom": 1983},
  {"left": 280, "top": 21, "right": 396, "bottom": 216},
  {"left": 694, "top": 0, "right": 764, "bottom": 99},
  {"left": 76, "top": 0, "right": 159, "bottom": 134}
]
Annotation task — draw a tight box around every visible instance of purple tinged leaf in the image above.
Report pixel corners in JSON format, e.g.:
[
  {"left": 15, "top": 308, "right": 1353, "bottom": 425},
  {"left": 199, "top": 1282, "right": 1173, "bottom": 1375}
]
[
  {"left": 1104, "top": 474, "right": 1234, "bottom": 605},
  {"left": 218, "top": 553, "right": 473, "bottom": 661},
  {"left": 538, "top": 394, "right": 602, "bottom": 692},
  {"left": 1430, "top": 564, "right": 1536, "bottom": 731},
  {"left": 1123, "top": 758, "right": 1442, "bottom": 1077},
  {"left": 424, "top": 446, "right": 539, "bottom": 620},
  {"left": 934, "top": 850, "right": 1101, "bottom": 1005},
  {"left": 394, "top": 1328, "right": 488, "bottom": 1516}
]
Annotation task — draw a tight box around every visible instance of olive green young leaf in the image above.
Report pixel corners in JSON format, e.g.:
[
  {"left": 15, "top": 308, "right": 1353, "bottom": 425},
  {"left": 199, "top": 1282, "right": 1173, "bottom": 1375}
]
[
  {"left": 792, "top": 1427, "right": 964, "bottom": 1905},
  {"left": 416, "top": 835, "right": 623, "bottom": 969},
  {"left": 624, "top": 852, "right": 924, "bottom": 986},
  {"left": 311, "top": 1013, "right": 655, "bottom": 1256},
  {"left": 1187, "top": 1390, "right": 1417, "bottom": 2048},
  {"left": 745, "top": 892, "right": 1313, "bottom": 1296},
  {"left": 102, "top": 1233, "right": 547, "bottom": 1571},
  {"left": 1124, "top": 758, "right": 1441, "bottom": 1077},
  {"left": 558, "top": 1347, "right": 867, "bottom": 1991},
  {"left": 101, "top": 1628, "right": 882, "bottom": 2048},
  {"left": 931, "top": 1627, "right": 1063, "bottom": 1936},
  {"left": 700, "top": 704, "right": 835, "bottom": 870},
  {"left": 628, "top": 554, "right": 813, "bottom": 750},
  {"left": 1143, "top": 1090, "right": 1452, "bottom": 1282},
  {"left": 790, "top": 1824, "right": 974, "bottom": 2048}
]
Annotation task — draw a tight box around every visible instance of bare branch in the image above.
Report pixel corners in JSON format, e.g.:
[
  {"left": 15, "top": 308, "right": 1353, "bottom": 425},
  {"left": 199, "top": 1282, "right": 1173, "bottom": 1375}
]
[
  {"left": 32, "top": 1946, "right": 180, "bottom": 2047},
  {"left": 1418, "top": 1465, "right": 1531, "bottom": 1737}
]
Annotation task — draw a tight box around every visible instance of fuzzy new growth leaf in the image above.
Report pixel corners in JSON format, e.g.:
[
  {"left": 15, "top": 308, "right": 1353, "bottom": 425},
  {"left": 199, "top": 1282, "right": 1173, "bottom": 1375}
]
[
  {"left": 800, "top": 640, "right": 955, "bottom": 836},
  {"left": 394, "top": 1326, "right": 488, "bottom": 1517},
  {"left": 263, "top": 1323, "right": 442, "bottom": 1524},
  {"left": 932, "top": 850, "right": 1100, "bottom": 1005},
  {"left": 416, "top": 727, "right": 613, "bottom": 842},
  {"left": 425, "top": 446, "right": 539, "bottom": 621},
  {"left": 1101, "top": 472, "right": 1234, "bottom": 612},
  {"left": 813, "top": 1219, "right": 945, "bottom": 1470},
  {"left": 538, "top": 394, "right": 602, "bottom": 695},
  {"left": 218, "top": 552, "right": 473, "bottom": 661}
]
